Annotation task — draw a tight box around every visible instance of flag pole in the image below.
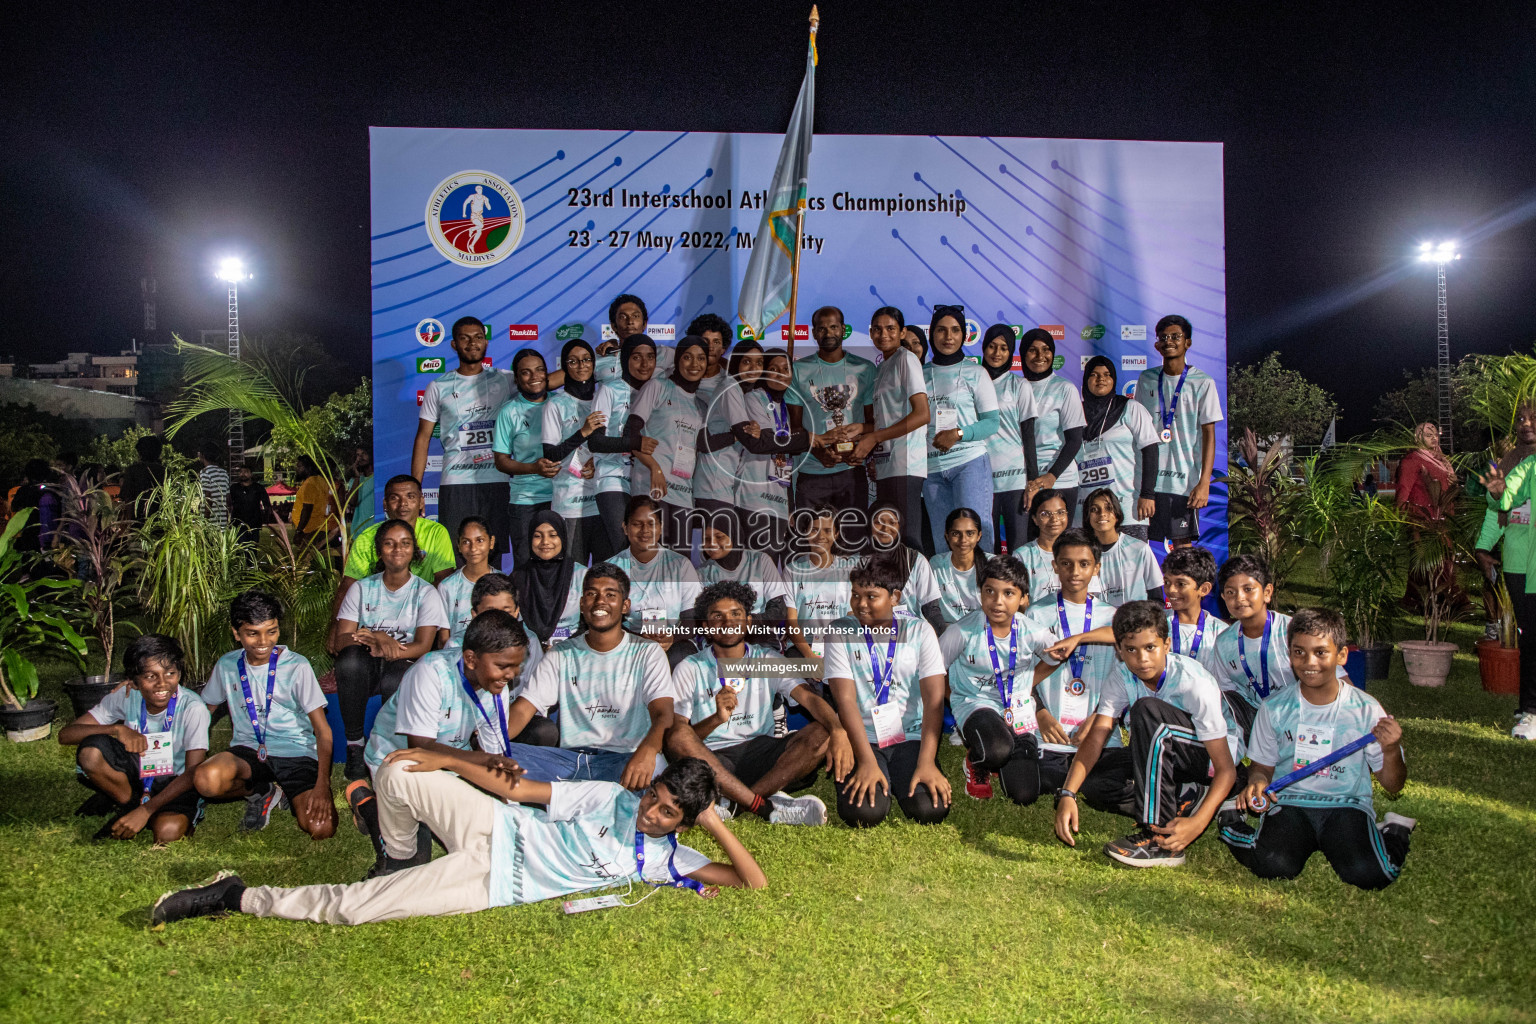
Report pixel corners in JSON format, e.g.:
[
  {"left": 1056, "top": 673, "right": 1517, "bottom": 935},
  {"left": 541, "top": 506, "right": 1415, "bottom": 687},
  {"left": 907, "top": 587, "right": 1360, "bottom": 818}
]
[{"left": 786, "top": 4, "right": 819, "bottom": 363}]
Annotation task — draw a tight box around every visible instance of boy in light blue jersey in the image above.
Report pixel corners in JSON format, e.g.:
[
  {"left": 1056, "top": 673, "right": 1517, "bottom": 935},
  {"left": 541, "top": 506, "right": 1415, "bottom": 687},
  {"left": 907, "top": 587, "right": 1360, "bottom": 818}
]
[
  {"left": 608, "top": 495, "right": 703, "bottom": 666},
  {"left": 1220, "top": 609, "right": 1413, "bottom": 889},
  {"left": 153, "top": 757, "right": 767, "bottom": 926},
  {"left": 1055, "top": 601, "right": 1241, "bottom": 869},
  {"left": 699, "top": 523, "right": 791, "bottom": 645},
  {"left": 1132, "top": 315, "right": 1222, "bottom": 546},
  {"left": 498, "top": 563, "right": 678, "bottom": 788},
  {"left": 196, "top": 591, "right": 335, "bottom": 838},
  {"left": 825, "top": 562, "right": 951, "bottom": 828},
  {"left": 440, "top": 573, "right": 547, "bottom": 720},
  {"left": 666, "top": 582, "right": 849, "bottom": 825},
  {"left": 492, "top": 348, "right": 559, "bottom": 567},
  {"left": 1161, "top": 545, "right": 1228, "bottom": 679}
]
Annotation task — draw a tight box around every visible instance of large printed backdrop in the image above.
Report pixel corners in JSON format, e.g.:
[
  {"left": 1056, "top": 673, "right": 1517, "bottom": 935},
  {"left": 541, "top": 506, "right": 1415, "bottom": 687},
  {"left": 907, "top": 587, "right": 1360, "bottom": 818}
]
[{"left": 370, "top": 128, "right": 1229, "bottom": 559}]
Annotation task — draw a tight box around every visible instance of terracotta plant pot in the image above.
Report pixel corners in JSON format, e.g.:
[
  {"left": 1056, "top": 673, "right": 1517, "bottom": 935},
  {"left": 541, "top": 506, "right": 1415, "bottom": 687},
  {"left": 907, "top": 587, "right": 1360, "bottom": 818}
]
[
  {"left": 1398, "top": 640, "right": 1457, "bottom": 688},
  {"left": 1474, "top": 639, "right": 1521, "bottom": 695},
  {"left": 0, "top": 697, "right": 57, "bottom": 742}
]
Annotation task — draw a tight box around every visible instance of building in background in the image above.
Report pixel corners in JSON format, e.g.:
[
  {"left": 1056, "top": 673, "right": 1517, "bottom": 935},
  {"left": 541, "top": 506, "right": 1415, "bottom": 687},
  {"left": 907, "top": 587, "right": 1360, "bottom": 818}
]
[{"left": 0, "top": 349, "right": 141, "bottom": 396}]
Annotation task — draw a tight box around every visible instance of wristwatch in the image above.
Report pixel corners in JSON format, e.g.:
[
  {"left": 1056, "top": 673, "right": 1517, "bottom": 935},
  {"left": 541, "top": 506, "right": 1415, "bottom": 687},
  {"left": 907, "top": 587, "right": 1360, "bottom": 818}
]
[{"left": 1055, "top": 788, "right": 1078, "bottom": 805}]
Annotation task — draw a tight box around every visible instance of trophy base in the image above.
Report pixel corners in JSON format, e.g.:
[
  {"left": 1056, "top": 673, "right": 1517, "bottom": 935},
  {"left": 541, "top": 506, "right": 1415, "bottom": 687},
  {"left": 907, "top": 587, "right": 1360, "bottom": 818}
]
[{"left": 835, "top": 442, "right": 854, "bottom": 454}]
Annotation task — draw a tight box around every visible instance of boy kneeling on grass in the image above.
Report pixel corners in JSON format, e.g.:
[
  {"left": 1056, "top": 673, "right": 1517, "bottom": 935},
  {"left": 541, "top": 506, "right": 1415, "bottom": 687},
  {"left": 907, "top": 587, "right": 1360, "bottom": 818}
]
[
  {"left": 195, "top": 590, "right": 337, "bottom": 838},
  {"left": 60, "top": 634, "right": 211, "bottom": 844},
  {"left": 152, "top": 756, "right": 766, "bottom": 926},
  {"left": 1054, "top": 600, "right": 1241, "bottom": 868},
  {"left": 1218, "top": 608, "right": 1414, "bottom": 890}
]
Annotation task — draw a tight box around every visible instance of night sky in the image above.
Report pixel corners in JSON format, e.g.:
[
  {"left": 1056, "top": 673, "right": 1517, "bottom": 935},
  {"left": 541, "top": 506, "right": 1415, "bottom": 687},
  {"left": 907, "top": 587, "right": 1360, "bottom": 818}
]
[{"left": 5, "top": 2, "right": 1534, "bottom": 429}]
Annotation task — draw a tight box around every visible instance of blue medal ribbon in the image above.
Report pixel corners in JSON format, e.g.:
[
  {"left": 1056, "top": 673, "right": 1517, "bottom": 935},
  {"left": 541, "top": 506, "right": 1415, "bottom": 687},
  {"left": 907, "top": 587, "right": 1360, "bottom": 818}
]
[
  {"left": 1158, "top": 365, "right": 1191, "bottom": 439},
  {"left": 862, "top": 618, "right": 899, "bottom": 704},
  {"left": 236, "top": 648, "right": 280, "bottom": 761},
  {"left": 1172, "top": 610, "right": 1208, "bottom": 658},
  {"left": 770, "top": 398, "right": 790, "bottom": 441},
  {"left": 137, "top": 691, "right": 179, "bottom": 805},
  {"left": 1237, "top": 611, "right": 1273, "bottom": 699},
  {"left": 985, "top": 620, "right": 1019, "bottom": 721},
  {"left": 1057, "top": 593, "right": 1093, "bottom": 681},
  {"left": 634, "top": 828, "right": 705, "bottom": 893},
  {"left": 460, "top": 660, "right": 512, "bottom": 758}
]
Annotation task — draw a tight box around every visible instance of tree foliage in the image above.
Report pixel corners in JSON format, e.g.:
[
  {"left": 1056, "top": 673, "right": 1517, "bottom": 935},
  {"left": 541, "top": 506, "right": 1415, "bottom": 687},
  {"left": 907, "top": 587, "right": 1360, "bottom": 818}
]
[
  {"left": 1227, "top": 353, "right": 1339, "bottom": 455},
  {"left": 265, "top": 378, "right": 371, "bottom": 479}
]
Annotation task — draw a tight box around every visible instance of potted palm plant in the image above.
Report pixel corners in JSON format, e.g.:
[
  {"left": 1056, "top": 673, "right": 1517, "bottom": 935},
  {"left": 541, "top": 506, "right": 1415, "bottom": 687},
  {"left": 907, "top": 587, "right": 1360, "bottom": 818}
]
[
  {"left": 1398, "top": 476, "right": 1476, "bottom": 687},
  {"left": 1221, "top": 427, "right": 1305, "bottom": 596},
  {"left": 1474, "top": 564, "right": 1521, "bottom": 694},
  {"left": 56, "top": 471, "right": 141, "bottom": 716},
  {"left": 0, "top": 510, "right": 89, "bottom": 740}
]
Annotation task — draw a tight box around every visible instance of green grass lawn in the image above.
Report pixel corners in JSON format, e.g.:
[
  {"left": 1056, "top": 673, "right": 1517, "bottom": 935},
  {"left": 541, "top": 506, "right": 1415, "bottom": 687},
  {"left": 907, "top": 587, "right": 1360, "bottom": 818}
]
[{"left": 2, "top": 613, "right": 1533, "bottom": 1024}]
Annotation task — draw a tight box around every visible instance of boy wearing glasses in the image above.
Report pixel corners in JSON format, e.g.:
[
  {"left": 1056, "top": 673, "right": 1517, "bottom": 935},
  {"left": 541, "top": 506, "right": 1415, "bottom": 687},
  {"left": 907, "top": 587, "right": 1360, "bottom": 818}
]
[{"left": 1132, "top": 315, "right": 1222, "bottom": 548}]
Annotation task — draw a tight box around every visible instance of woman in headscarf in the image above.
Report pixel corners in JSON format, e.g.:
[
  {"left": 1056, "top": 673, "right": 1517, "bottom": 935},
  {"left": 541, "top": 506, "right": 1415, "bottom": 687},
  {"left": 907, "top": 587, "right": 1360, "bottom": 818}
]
[
  {"left": 541, "top": 339, "right": 602, "bottom": 565},
  {"left": 1076, "top": 356, "right": 1161, "bottom": 540},
  {"left": 694, "top": 339, "right": 762, "bottom": 550},
  {"left": 922, "top": 305, "right": 1000, "bottom": 555},
  {"left": 512, "top": 509, "right": 585, "bottom": 648},
  {"left": 582, "top": 333, "right": 659, "bottom": 561},
  {"left": 627, "top": 334, "right": 709, "bottom": 549},
  {"left": 734, "top": 346, "right": 811, "bottom": 564},
  {"left": 1019, "top": 328, "right": 1086, "bottom": 539},
  {"left": 868, "top": 500, "right": 944, "bottom": 634},
  {"left": 1477, "top": 402, "right": 1536, "bottom": 739},
  {"left": 1398, "top": 421, "right": 1461, "bottom": 614},
  {"left": 980, "top": 324, "right": 1038, "bottom": 556}
]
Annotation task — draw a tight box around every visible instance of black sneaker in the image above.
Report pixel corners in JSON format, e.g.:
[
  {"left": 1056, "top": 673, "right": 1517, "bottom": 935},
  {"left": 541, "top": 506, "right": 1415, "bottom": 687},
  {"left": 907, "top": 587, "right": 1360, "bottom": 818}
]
[
  {"left": 151, "top": 871, "right": 246, "bottom": 924},
  {"left": 362, "top": 848, "right": 431, "bottom": 881},
  {"left": 238, "top": 784, "right": 279, "bottom": 832},
  {"left": 344, "top": 745, "right": 369, "bottom": 782},
  {"left": 1104, "top": 829, "right": 1186, "bottom": 868},
  {"left": 75, "top": 791, "right": 119, "bottom": 817},
  {"left": 1216, "top": 798, "right": 1245, "bottom": 831}
]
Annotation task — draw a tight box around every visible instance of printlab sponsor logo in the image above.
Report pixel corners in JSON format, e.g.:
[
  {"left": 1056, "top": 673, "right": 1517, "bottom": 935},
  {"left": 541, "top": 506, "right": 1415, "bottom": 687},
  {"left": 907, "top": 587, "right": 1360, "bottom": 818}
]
[
  {"left": 556, "top": 322, "right": 584, "bottom": 341},
  {"left": 1120, "top": 354, "right": 1148, "bottom": 372},
  {"left": 422, "top": 488, "right": 439, "bottom": 506},
  {"left": 416, "top": 318, "right": 444, "bottom": 348},
  {"left": 1080, "top": 324, "right": 1106, "bottom": 341},
  {"left": 1121, "top": 324, "right": 1147, "bottom": 341},
  {"left": 425, "top": 170, "right": 527, "bottom": 268},
  {"left": 1039, "top": 324, "right": 1066, "bottom": 342},
  {"left": 416, "top": 357, "right": 446, "bottom": 374},
  {"left": 600, "top": 323, "right": 677, "bottom": 342},
  {"left": 507, "top": 323, "right": 538, "bottom": 342}
]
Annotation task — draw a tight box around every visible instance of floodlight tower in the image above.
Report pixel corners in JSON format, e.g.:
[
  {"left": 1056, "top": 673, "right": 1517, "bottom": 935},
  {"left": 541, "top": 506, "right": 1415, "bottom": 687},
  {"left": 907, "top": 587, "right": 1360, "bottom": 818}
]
[
  {"left": 1417, "top": 241, "right": 1461, "bottom": 453},
  {"left": 215, "top": 257, "right": 252, "bottom": 467}
]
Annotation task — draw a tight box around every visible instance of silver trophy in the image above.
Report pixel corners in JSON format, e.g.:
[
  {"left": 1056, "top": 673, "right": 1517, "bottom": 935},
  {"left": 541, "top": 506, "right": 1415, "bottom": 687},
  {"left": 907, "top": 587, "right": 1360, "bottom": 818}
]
[{"left": 814, "top": 383, "right": 856, "bottom": 453}]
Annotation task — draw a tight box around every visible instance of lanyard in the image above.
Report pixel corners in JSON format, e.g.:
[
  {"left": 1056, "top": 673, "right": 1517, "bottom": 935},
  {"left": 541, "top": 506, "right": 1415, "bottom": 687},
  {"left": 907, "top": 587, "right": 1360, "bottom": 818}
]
[
  {"left": 137, "top": 691, "right": 179, "bottom": 805},
  {"left": 236, "top": 648, "right": 280, "bottom": 760},
  {"left": 862, "top": 618, "right": 899, "bottom": 704},
  {"left": 712, "top": 646, "right": 743, "bottom": 693},
  {"left": 1057, "top": 593, "right": 1093, "bottom": 680},
  {"left": 770, "top": 398, "right": 790, "bottom": 439},
  {"left": 1172, "top": 611, "right": 1208, "bottom": 658},
  {"left": 634, "top": 829, "right": 705, "bottom": 893},
  {"left": 460, "top": 660, "right": 512, "bottom": 758},
  {"left": 1238, "top": 612, "right": 1273, "bottom": 699},
  {"left": 985, "top": 621, "right": 1019, "bottom": 710},
  {"left": 1158, "top": 366, "right": 1191, "bottom": 434}
]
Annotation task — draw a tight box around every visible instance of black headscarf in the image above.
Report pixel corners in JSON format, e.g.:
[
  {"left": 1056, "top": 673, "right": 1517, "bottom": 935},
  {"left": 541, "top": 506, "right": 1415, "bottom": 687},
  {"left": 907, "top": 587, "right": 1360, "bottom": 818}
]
[
  {"left": 906, "top": 325, "right": 928, "bottom": 362},
  {"left": 1081, "top": 355, "right": 1130, "bottom": 441},
  {"left": 512, "top": 510, "right": 575, "bottom": 643},
  {"left": 560, "top": 339, "right": 596, "bottom": 401},
  {"left": 669, "top": 335, "right": 709, "bottom": 394},
  {"left": 1019, "top": 328, "right": 1056, "bottom": 382},
  {"left": 760, "top": 347, "right": 792, "bottom": 397},
  {"left": 728, "top": 340, "right": 765, "bottom": 392},
  {"left": 980, "top": 324, "right": 1017, "bottom": 381},
  {"left": 511, "top": 347, "right": 546, "bottom": 401},
  {"left": 928, "top": 306, "right": 967, "bottom": 366},
  {"left": 618, "top": 333, "right": 656, "bottom": 391}
]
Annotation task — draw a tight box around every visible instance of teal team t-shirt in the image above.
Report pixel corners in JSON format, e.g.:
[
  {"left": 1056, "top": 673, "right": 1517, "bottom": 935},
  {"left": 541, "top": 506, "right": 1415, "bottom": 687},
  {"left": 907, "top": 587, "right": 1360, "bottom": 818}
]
[
  {"left": 785, "top": 350, "right": 877, "bottom": 477},
  {"left": 87, "top": 685, "right": 211, "bottom": 775},
  {"left": 202, "top": 647, "right": 326, "bottom": 760},
  {"left": 871, "top": 347, "right": 928, "bottom": 480},
  {"left": 1074, "top": 400, "right": 1160, "bottom": 529},
  {"left": 937, "top": 610, "right": 1054, "bottom": 734},
  {"left": 986, "top": 371, "right": 1038, "bottom": 493},
  {"left": 517, "top": 632, "right": 677, "bottom": 753},
  {"left": 1028, "top": 374, "right": 1088, "bottom": 489},
  {"left": 923, "top": 360, "right": 998, "bottom": 474},
  {"left": 492, "top": 393, "right": 555, "bottom": 505},
  {"left": 1248, "top": 684, "right": 1393, "bottom": 815},
  {"left": 542, "top": 389, "right": 598, "bottom": 519},
  {"left": 674, "top": 644, "right": 801, "bottom": 750},
  {"left": 822, "top": 614, "right": 945, "bottom": 745}
]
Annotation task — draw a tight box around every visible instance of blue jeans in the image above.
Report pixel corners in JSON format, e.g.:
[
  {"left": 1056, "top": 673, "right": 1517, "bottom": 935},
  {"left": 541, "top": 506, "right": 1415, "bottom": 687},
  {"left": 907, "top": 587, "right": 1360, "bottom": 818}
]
[
  {"left": 923, "top": 453, "right": 995, "bottom": 554},
  {"left": 503, "top": 743, "right": 666, "bottom": 784}
]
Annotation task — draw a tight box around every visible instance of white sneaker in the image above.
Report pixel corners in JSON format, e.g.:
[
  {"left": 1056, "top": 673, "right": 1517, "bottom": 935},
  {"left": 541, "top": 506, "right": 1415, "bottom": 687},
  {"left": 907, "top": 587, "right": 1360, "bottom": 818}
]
[
  {"left": 1512, "top": 713, "right": 1536, "bottom": 741},
  {"left": 767, "top": 792, "right": 827, "bottom": 826},
  {"left": 713, "top": 798, "right": 736, "bottom": 822},
  {"left": 1380, "top": 812, "right": 1417, "bottom": 834}
]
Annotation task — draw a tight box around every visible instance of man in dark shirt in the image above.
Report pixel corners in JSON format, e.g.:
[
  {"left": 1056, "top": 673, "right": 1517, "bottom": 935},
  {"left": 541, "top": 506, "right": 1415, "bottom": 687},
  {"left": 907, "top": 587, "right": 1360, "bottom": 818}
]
[
  {"left": 118, "top": 434, "right": 167, "bottom": 520},
  {"left": 229, "top": 463, "right": 276, "bottom": 544}
]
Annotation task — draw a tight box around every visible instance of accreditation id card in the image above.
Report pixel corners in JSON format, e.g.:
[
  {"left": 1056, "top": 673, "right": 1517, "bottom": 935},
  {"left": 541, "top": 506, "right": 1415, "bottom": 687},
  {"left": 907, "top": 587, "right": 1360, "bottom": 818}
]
[
  {"left": 870, "top": 703, "right": 904, "bottom": 748},
  {"left": 1059, "top": 679, "right": 1092, "bottom": 734},
  {"left": 1294, "top": 724, "right": 1336, "bottom": 778},
  {"left": 139, "top": 731, "right": 175, "bottom": 777},
  {"left": 934, "top": 405, "right": 959, "bottom": 433},
  {"left": 1008, "top": 693, "right": 1037, "bottom": 736},
  {"left": 670, "top": 420, "right": 696, "bottom": 479}
]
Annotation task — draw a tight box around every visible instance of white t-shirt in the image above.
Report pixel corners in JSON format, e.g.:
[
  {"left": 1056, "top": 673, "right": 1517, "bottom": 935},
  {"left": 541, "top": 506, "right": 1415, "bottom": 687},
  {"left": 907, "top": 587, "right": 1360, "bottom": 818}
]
[
  {"left": 1167, "top": 610, "right": 1230, "bottom": 680},
  {"left": 1028, "top": 374, "right": 1088, "bottom": 489},
  {"left": 675, "top": 644, "right": 801, "bottom": 749},
  {"left": 338, "top": 573, "right": 451, "bottom": 644},
  {"left": 1074, "top": 400, "right": 1161, "bottom": 528},
  {"left": 938, "top": 610, "right": 1055, "bottom": 733},
  {"left": 518, "top": 632, "right": 677, "bottom": 752},
  {"left": 1023, "top": 595, "right": 1121, "bottom": 754},
  {"left": 1249, "top": 684, "right": 1392, "bottom": 815},
  {"left": 1133, "top": 365, "right": 1223, "bottom": 496},
  {"left": 735, "top": 389, "right": 797, "bottom": 521},
  {"left": 694, "top": 377, "right": 752, "bottom": 503},
  {"left": 1016, "top": 541, "right": 1108, "bottom": 607},
  {"left": 542, "top": 390, "right": 598, "bottom": 519},
  {"left": 871, "top": 347, "right": 928, "bottom": 480},
  {"left": 367, "top": 650, "right": 536, "bottom": 769},
  {"left": 629, "top": 377, "right": 704, "bottom": 508},
  {"left": 202, "top": 647, "right": 325, "bottom": 760},
  {"left": 419, "top": 368, "right": 514, "bottom": 486},
  {"left": 1212, "top": 610, "right": 1297, "bottom": 710},
  {"left": 436, "top": 569, "right": 478, "bottom": 647},
  {"left": 928, "top": 551, "right": 990, "bottom": 625},
  {"left": 896, "top": 553, "right": 941, "bottom": 621},
  {"left": 607, "top": 548, "right": 703, "bottom": 633},
  {"left": 87, "top": 685, "right": 210, "bottom": 774},
  {"left": 590, "top": 380, "right": 637, "bottom": 497},
  {"left": 1096, "top": 654, "right": 1238, "bottom": 761},
  {"left": 823, "top": 614, "right": 944, "bottom": 745},
  {"left": 1096, "top": 536, "right": 1163, "bottom": 605},
  {"left": 698, "top": 550, "right": 791, "bottom": 609},
  {"left": 986, "top": 371, "right": 1039, "bottom": 493},
  {"left": 785, "top": 554, "right": 858, "bottom": 656}
]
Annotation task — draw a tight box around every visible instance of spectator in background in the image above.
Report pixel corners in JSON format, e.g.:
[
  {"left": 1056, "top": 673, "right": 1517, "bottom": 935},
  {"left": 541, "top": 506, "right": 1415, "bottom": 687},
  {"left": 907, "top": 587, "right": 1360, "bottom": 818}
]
[
  {"left": 118, "top": 434, "right": 167, "bottom": 519},
  {"left": 1398, "top": 422, "right": 1459, "bottom": 613},
  {"left": 11, "top": 458, "right": 61, "bottom": 556},
  {"left": 289, "top": 455, "right": 336, "bottom": 545},
  {"left": 349, "top": 447, "right": 375, "bottom": 537},
  {"left": 197, "top": 442, "right": 231, "bottom": 529},
  {"left": 229, "top": 463, "right": 276, "bottom": 545}
]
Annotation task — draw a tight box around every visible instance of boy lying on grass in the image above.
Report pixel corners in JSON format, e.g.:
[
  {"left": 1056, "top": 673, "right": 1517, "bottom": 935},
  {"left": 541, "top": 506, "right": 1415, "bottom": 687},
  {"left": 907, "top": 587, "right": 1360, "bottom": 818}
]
[{"left": 152, "top": 755, "right": 765, "bottom": 926}]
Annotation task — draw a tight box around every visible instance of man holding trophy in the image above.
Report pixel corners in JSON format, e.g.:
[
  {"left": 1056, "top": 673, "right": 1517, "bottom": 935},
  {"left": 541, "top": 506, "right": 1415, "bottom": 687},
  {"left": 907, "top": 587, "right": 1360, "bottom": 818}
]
[{"left": 786, "top": 306, "right": 876, "bottom": 553}]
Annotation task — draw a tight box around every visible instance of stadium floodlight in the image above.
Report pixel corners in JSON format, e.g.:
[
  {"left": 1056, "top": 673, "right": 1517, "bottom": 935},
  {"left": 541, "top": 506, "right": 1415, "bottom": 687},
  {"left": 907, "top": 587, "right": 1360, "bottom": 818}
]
[
  {"left": 215, "top": 256, "right": 252, "bottom": 465},
  {"left": 216, "top": 256, "right": 250, "bottom": 283},
  {"left": 1417, "top": 241, "right": 1460, "bottom": 263},
  {"left": 1416, "top": 241, "right": 1462, "bottom": 451}
]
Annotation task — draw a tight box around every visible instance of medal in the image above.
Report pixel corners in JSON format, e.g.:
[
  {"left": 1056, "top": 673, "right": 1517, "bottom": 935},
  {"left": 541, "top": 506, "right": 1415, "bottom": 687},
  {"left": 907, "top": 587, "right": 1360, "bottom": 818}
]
[
  {"left": 237, "top": 648, "right": 281, "bottom": 763},
  {"left": 1157, "top": 365, "right": 1190, "bottom": 444},
  {"left": 1159, "top": 427, "right": 1172, "bottom": 444}
]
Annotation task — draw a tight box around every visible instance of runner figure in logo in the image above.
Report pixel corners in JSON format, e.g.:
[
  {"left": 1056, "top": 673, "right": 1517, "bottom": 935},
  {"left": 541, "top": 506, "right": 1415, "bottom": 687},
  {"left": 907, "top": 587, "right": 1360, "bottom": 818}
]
[{"left": 425, "top": 171, "right": 527, "bottom": 268}]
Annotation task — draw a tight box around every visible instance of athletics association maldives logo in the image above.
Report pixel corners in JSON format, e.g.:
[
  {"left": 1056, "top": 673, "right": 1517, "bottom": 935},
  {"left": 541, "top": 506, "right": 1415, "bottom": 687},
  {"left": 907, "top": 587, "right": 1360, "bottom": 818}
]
[
  {"left": 425, "top": 170, "right": 526, "bottom": 268},
  {"left": 416, "top": 318, "right": 444, "bottom": 347}
]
